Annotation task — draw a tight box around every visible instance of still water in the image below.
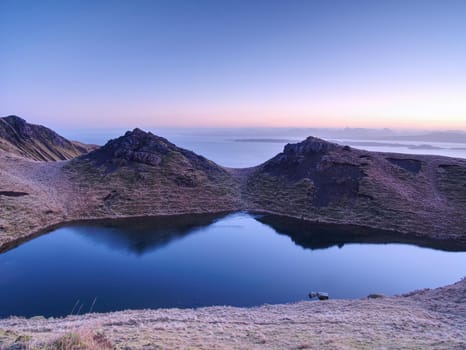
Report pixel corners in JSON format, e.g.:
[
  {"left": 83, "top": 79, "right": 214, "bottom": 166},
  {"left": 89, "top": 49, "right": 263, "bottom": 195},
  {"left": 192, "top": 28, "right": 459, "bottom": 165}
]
[{"left": 1, "top": 212, "right": 465, "bottom": 318}]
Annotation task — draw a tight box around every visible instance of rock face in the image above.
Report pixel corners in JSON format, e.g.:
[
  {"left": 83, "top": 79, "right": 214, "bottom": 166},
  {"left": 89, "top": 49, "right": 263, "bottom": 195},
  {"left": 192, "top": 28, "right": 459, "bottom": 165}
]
[
  {"left": 84, "top": 128, "right": 169, "bottom": 166},
  {"left": 0, "top": 115, "right": 95, "bottom": 161},
  {"left": 82, "top": 128, "right": 223, "bottom": 176},
  {"left": 259, "top": 137, "right": 364, "bottom": 206},
  {"left": 245, "top": 136, "right": 466, "bottom": 240}
]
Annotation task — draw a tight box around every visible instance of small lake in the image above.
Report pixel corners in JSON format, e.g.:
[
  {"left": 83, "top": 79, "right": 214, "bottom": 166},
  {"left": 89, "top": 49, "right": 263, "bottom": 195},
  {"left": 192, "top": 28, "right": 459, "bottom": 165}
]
[{"left": 1, "top": 212, "right": 465, "bottom": 318}]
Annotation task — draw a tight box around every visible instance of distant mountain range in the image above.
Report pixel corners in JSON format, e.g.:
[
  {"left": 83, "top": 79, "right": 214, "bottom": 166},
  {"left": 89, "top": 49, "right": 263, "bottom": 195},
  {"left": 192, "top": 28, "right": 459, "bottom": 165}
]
[
  {"left": 383, "top": 131, "right": 466, "bottom": 143},
  {"left": 233, "top": 127, "right": 466, "bottom": 144},
  {"left": 301, "top": 128, "right": 466, "bottom": 143}
]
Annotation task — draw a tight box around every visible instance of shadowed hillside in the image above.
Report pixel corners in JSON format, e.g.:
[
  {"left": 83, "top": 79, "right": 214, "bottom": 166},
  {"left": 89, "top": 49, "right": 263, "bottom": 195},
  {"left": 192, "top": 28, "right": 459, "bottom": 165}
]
[
  {"left": 244, "top": 136, "right": 466, "bottom": 240},
  {"left": 0, "top": 115, "right": 96, "bottom": 161}
]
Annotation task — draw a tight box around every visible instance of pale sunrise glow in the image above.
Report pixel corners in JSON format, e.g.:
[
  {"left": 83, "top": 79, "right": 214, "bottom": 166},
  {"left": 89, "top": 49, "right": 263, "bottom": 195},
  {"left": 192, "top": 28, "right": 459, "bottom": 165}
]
[{"left": 1, "top": 0, "right": 465, "bottom": 130}]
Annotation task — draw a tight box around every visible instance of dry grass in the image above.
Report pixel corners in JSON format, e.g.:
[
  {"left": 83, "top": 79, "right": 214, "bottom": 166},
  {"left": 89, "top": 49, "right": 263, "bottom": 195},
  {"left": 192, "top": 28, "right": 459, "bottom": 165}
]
[
  {"left": 46, "top": 329, "right": 113, "bottom": 350},
  {"left": 1, "top": 279, "right": 465, "bottom": 350},
  {"left": 0, "top": 327, "right": 113, "bottom": 350}
]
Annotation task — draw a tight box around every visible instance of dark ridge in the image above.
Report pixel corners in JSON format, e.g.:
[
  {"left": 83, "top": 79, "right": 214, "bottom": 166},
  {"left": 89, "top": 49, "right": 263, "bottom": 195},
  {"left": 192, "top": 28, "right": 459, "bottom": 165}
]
[
  {"left": 261, "top": 137, "right": 340, "bottom": 180},
  {"left": 258, "top": 136, "right": 365, "bottom": 206},
  {"left": 387, "top": 158, "right": 422, "bottom": 174},
  {"left": 0, "top": 115, "right": 93, "bottom": 161}
]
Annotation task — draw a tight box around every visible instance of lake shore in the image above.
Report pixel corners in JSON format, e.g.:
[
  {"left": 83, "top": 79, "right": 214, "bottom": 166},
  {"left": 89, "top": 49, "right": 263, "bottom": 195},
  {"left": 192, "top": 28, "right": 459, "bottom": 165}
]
[
  {"left": 2, "top": 129, "right": 466, "bottom": 254},
  {"left": 1, "top": 153, "right": 465, "bottom": 255},
  {"left": 0, "top": 278, "right": 464, "bottom": 349}
]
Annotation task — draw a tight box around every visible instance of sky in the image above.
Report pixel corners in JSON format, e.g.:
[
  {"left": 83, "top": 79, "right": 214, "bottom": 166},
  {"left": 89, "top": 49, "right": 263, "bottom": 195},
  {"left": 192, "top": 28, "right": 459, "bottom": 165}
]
[{"left": 1, "top": 0, "right": 466, "bottom": 130}]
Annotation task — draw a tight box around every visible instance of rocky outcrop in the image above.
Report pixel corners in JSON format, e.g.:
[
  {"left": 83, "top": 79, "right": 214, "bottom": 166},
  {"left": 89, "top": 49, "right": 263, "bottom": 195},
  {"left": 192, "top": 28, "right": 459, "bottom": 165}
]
[
  {"left": 244, "top": 136, "right": 466, "bottom": 240},
  {"left": 0, "top": 115, "right": 95, "bottom": 161},
  {"left": 62, "top": 128, "right": 241, "bottom": 220},
  {"left": 256, "top": 137, "right": 364, "bottom": 207},
  {"left": 81, "top": 128, "right": 224, "bottom": 177}
]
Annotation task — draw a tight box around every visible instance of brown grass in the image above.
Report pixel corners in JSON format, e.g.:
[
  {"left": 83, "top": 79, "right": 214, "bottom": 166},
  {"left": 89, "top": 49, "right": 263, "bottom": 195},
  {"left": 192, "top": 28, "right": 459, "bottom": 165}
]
[{"left": 1, "top": 328, "right": 113, "bottom": 350}]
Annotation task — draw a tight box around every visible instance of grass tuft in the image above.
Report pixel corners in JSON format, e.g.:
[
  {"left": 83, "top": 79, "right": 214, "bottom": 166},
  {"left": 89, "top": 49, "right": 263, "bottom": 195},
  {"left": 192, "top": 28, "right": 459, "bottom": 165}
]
[{"left": 47, "top": 329, "right": 113, "bottom": 350}]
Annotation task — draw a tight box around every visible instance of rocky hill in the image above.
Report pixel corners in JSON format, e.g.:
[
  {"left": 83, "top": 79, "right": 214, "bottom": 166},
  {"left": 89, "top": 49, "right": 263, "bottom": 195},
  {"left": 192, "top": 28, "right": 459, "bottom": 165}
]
[
  {"left": 62, "top": 128, "right": 242, "bottom": 220},
  {"left": 0, "top": 115, "right": 95, "bottom": 161},
  {"left": 0, "top": 119, "right": 465, "bottom": 251},
  {"left": 244, "top": 136, "right": 466, "bottom": 242},
  {"left": 0, "top": 126, "right": 243, "bottom": 250}
]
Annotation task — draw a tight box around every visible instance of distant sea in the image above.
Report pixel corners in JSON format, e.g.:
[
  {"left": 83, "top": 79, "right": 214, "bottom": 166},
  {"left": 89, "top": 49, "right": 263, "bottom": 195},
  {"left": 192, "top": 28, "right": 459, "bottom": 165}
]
[{"left": 60, "top": 128, "right": 466, "bottom": 168}]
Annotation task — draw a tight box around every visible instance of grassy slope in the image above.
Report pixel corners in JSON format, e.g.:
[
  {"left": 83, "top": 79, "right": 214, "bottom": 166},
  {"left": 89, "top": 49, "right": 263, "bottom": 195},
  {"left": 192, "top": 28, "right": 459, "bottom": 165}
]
[
  {"left": 1, "top": 132, "right": 465, "bottom": 251},
  {"left": 0, "top": 279, "right": 464, "bottom": 349}
]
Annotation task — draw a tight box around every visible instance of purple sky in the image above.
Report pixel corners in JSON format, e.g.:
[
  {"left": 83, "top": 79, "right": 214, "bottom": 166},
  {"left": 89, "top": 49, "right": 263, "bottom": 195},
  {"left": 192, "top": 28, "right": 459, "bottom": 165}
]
[{"left": 1, "top": 0, "right": 465, "bottom": 130}]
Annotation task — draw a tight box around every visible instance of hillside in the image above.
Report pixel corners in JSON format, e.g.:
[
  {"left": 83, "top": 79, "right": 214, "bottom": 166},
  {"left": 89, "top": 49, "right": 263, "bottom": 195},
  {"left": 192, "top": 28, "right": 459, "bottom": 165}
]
[
  {"left": 0, "top": 126, "right": 241, "bottom": 250},
  {"left": 244, "top": 136, "right": 466, "bottom": 242},
  {"left": 0, "top": 115, "right": 95, "bottom": 161},
  {"left": 64, "top": 128, "right": 241, "bottom": 218},
  {"left": 0, "top": 118, "right": 465, "bottom": 251}
]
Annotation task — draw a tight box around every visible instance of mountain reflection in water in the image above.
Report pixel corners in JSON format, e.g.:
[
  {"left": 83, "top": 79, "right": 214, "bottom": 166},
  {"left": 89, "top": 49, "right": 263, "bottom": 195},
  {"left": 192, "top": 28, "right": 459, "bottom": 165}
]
[
  {"left": 72, "top": 212, "right": 465, "bottom": 255},
  {"left": 1, "top": 212, "right": 465, "bottom": 318},
  {"left": 73, "top": 213, "right": 227, "bottom": 255}
]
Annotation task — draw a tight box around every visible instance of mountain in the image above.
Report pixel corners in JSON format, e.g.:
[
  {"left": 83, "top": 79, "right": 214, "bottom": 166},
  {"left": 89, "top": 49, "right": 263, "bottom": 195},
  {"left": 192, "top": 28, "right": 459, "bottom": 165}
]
[
  {"left": 244, "top": 136, "right": 466, "bottom": 241},
  {"left": 0, "top": 115, "right": 96, "bottom": 161},
  {"left": 0, "top": 121, "right": 465, "bottom": 252},
  {"left": 63, "top": 128, "right": 241, "bottom": 219},
  {"left": 80, "top": 128, "right": 225, "bottom": 174}
]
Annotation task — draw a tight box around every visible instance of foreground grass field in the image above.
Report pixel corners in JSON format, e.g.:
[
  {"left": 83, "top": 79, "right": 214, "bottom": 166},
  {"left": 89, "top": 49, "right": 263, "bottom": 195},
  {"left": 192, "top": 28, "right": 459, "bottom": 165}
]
[{"left": 1, "top": 278, "right": 464, "bottom": 349}]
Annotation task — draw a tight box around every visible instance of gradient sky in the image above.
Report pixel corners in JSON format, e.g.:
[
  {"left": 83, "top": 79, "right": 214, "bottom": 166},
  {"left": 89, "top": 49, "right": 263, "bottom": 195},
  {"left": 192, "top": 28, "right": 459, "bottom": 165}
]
[{"left": 1, "top": 0, "right": 466, "bottom": 130}]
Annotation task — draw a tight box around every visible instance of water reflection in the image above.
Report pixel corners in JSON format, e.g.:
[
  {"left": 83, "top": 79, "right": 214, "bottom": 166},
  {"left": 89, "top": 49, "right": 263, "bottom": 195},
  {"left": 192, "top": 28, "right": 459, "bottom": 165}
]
[
  {"left": 72, "top": 213, "right": 228, "bottom": 255},
  {"left": 73, "top": 212, "right": 466, "bottom": 255},
  {"left": 255, "top": 214, "right": 466, "bottom": 252},
  {"left": 1, "top": 212, "right": 465, "bottom": 318}
]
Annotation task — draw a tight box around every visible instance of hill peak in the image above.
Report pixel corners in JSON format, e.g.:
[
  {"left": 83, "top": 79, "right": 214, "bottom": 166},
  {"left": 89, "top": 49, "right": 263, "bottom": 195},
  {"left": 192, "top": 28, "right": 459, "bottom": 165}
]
[
  {"left": 3, "top": 115, "right": 26, "bottom": 123},
  {"left": 81, "top": 128, "right": 226, "bottom": 174},
  {"left": 83, "top": 128, "right": 176, "bottom": 166},
  {"left": 0, "top": 115, "right": 93, "bottom": 161},
  {"left": 283, "top": 136, "right": 339, "bottom": 155}
]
